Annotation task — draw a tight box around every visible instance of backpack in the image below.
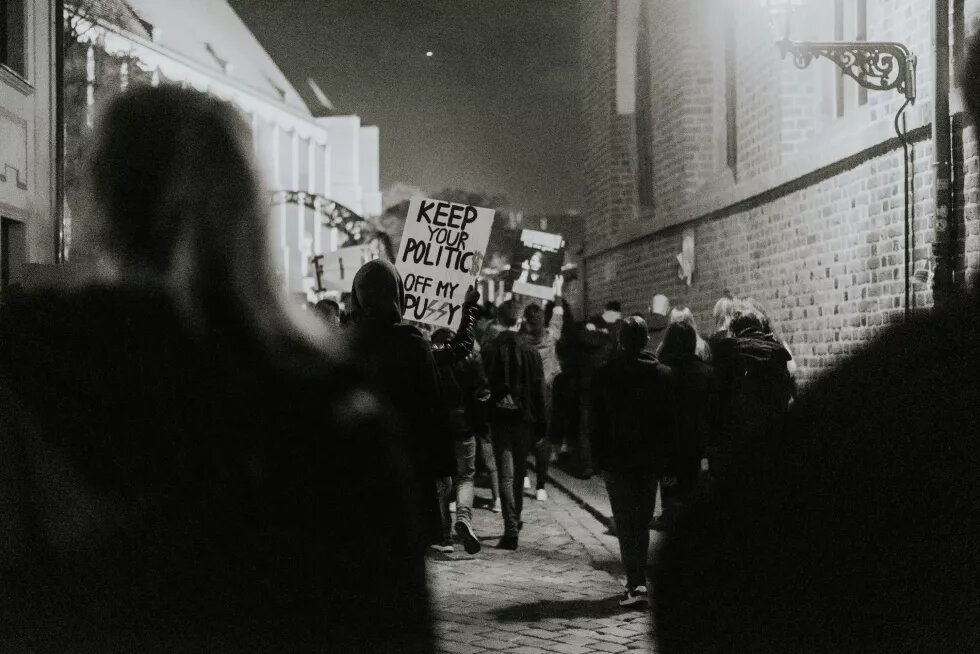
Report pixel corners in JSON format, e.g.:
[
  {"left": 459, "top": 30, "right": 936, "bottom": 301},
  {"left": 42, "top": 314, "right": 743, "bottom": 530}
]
[{"left": 485, "top": 336, "right": 528, "bottom": 421}]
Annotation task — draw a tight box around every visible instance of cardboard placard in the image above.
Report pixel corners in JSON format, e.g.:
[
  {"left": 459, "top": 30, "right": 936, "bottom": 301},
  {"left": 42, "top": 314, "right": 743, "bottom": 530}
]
[
  {"left": 511, "top": 229, "right": 565, "bottom": 301},
  {"left": 395, "top": 197, "right": 494, "bottom": 330},
  {"left": 315, "top": 243, "right": 381, "bottom": 292}
]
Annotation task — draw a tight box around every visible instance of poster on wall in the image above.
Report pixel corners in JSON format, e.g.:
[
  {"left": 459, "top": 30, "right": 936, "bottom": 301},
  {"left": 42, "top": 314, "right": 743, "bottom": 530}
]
[
  {"left": 394, "top": 197, "right": 494, "bottom": 330},
  {"left": 511, "top": 229, "right": 565, "bottom": 301}
]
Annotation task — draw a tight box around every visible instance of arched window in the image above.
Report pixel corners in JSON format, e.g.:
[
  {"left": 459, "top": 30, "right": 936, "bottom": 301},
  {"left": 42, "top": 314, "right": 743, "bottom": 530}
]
[{"left": 635, "top": 6, "right": 654, "bottom": 210}]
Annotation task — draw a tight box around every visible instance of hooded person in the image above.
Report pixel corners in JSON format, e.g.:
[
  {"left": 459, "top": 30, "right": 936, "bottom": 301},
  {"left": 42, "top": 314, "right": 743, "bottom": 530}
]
[
  {"left": 707, "top": 304, "right": 793, "bottom": 481},
  {"left": 348, "top": 259, "right": 456, "bottom": 550}
]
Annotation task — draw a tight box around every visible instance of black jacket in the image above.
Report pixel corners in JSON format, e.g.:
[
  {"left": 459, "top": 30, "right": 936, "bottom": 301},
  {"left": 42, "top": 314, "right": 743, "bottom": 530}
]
[
  {"left": 709, "top": 329, "right": 793, "bottom": 475},
  {"left": 591, "top": 351, "right": 677, "bottom": 474},
  {"left": 0, "top": 285, "right": 432, "bottom": 653},
  {"left": 436, "top": 350, "right": 490, "bottom": 440},
  {"left": 660, "top": 353, "right": 716, "bottom": 461},
  {"left": 482, "top": 330, "right": 546, "bottom": 438}
]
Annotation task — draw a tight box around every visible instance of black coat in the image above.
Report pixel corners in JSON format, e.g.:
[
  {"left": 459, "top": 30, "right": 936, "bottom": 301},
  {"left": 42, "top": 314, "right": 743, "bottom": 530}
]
[
  {"left": 654, "top": 298, "right": 980, "bottom": 653},
  {"left": 661, "top": 354, "right": 716, "bottom": 461},
  {"left": 482, "top": 331, "right": 546, "bottom": 437},
  {"left": 590, "top": 351, "right": 677, "bottom": 474},
  {"left": 0, "top": 286, "right": 432, "bottom": 653}
]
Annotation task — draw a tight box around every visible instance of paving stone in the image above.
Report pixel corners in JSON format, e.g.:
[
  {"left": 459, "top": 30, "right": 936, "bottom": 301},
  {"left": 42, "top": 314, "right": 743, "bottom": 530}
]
[{"left": 428, "top": 481, "right": 657, "bottom": 653}]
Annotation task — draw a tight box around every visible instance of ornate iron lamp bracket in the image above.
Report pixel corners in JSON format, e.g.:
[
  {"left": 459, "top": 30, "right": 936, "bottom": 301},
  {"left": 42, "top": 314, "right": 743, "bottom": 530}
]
[
  {"left": 269, "top": 190, "right": 365, "bottom": 241},
  {"left": 777, "top": 40, "right": 917, "bottom": 103}
]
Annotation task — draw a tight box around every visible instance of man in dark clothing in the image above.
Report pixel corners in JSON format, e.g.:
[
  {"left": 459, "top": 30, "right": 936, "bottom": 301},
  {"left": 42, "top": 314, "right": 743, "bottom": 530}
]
[
  {"left": 658, "top": 320, "right": 716, "bottom": 514},
  {"left": 574, "top": 300, "right": 625, "bottom": 478},
  {"left": 432, "top": 328, "right": 490, "bottom": 555},
  {"left": 707, "top": 305, "right": 793, "bottom": 481},
  {"left": 592, "top": 316, "right": 677, "bottom": 606},
  {"left": 482, "top": 299, "right": 546, "bottom": 550}
]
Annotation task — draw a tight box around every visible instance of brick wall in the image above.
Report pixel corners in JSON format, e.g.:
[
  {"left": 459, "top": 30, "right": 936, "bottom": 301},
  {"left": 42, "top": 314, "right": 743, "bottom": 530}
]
[{"left": 579, "top": 0, "right": 980, "bottom": 388}]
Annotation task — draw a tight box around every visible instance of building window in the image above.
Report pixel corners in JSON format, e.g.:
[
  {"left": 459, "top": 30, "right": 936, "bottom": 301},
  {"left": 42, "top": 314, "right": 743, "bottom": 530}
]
[
  {"left": 834, "top": 0, "right": 868, "bottom": 117},
  {"left": 1, "top": 217, "right": 25, "bottom": 298},
  {"left": 0, "top": 0, "right": 27, "bottom": 77},
  {"left": 724, "top": 8, "right": 737, "bottom": 178},
  {"left": 635, "top": 6, "right": 654, "bottom": 210}
]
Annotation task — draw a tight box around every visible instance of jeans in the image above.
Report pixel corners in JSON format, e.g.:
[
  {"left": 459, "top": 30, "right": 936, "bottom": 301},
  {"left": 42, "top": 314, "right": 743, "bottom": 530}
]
[
  {"left": 533, "top": 438, "right": 550, "bottom": 490},
  {"left": 492, "top": 420, "right": 532, "bottom": 537},
  {"left": 453, "top": 436, "right": 476, "bottom": 526},
  {"left": 436, "top": 476, "right": 453, "bottom": 543},
  {"left": 604, "top": 470, "right": 658, "bottom": 588},
  {"left": 476, "top": 430, "right": 500, "bottom": 501}
]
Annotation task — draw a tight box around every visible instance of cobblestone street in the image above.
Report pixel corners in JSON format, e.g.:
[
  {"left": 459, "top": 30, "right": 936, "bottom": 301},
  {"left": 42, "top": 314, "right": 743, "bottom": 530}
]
[{"left": 427, "top": 481, "right": 659, "bottom": 654}]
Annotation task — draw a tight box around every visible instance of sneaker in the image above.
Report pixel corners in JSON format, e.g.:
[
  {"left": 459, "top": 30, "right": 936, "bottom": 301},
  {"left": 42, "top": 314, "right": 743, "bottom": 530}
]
[
  {"left": 454, "top": 520, "right": 481, "bottom": 554},
  {"left": 497, "top": 535, "right": 519, "bottom": 550},
  {"left": 619, "top": 585, "right": 648, "bottom": 607},
  {"left": 491, "top": 498, "right": 502, "bottom": 513},
  {"left": 429, "top": 541, "right": 454, "bottom": 554},
  {"left": 535, "top": 488, "right": 548, "bottom": 501},
  {"left": 523, "top": 476, "right": 531, "bottom": 490}
]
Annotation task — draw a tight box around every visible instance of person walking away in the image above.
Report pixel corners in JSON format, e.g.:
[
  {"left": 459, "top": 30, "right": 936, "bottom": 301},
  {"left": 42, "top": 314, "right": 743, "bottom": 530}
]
[
  {"left": 708, "top": 304, "right": 793, "bottom": 482},
  {"left": 0, "top": 85, "right": 431, "bottom": 652},
  {"left": 591, "top": 316, "right": 677, "bottom": 606},
  {"left": 520, "top": 298, "right": 565, "bottom": 500},
  {"left": 432, "top": 328, "right": 490, "bottom": 554},
  {"left": 657, "top": 319, "right": 715, "bottom": 520},
  {"left": 348, "top": 259, "right": 456, "bottom": 554},
  {"left": 482, "top": 300, "right": 546, "bottom": 550},
  {"left": 575, "top": 300, "right": 625, "bottom": 478}
]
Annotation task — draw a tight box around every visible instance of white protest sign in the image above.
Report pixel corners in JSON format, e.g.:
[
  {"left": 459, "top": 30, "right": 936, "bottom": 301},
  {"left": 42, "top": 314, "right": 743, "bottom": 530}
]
[
  {"left": 395, "top": 197, "right": 494, "bottom": 330},
  {"left": 316, "top": 243, "right": 380, "bottom": 292}
]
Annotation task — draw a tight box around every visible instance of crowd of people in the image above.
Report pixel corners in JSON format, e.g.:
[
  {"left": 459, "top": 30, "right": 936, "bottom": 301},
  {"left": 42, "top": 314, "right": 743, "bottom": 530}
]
[{"left": 3, "top": 32, "right": 980, "bottom": 652}]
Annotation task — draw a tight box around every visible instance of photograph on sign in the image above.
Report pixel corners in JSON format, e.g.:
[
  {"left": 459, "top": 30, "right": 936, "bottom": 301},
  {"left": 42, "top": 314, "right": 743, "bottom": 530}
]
[
  {"left": 394, "top": 197, "right": 494, "bottom": 330},
  {"left": 511, "top": 229, "right": 565, "bottom": 300}
]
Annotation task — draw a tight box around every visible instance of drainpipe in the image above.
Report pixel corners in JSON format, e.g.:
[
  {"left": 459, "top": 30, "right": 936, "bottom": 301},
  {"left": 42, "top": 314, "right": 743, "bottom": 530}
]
[
  {"left": 933, "top": 0, "right": 953, "bottom": 309},
  {"left": 55, "top": 0, "right": 65, "bottom": 263}
]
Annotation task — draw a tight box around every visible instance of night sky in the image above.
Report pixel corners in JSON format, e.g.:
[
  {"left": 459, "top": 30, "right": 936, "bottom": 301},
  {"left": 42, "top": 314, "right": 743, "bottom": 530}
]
[{"left": 228, "top": 0, "right": 584, "bottom": 215}]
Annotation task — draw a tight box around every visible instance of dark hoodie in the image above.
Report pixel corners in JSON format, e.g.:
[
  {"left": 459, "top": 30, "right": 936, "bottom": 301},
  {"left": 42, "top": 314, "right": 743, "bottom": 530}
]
[
  {"left": 0, "top": 284, "right": 432, "bottom": 652},
  {"left": 710, "top": 326, "right": 793, "bottom": 475},
  {"left": 590, "top": 350, "right": 677, "bottom": 474},
  {"left": 349, "top": 260, "right": 455, "bottom": 481}
]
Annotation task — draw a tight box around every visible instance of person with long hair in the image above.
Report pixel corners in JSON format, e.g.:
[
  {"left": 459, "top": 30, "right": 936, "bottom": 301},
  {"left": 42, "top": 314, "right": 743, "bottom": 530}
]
[{"left": 0, "top": 85, "right": 431, "bottom": 652}]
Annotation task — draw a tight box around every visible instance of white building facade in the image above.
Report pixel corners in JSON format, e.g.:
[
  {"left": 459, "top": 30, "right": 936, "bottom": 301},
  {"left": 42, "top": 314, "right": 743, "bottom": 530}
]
[
  {"left": 0, "top": 0, "right": 59, "bottom": 296},
  {"left": 67, "top": 0, "right": 381, "bottom": 296}
]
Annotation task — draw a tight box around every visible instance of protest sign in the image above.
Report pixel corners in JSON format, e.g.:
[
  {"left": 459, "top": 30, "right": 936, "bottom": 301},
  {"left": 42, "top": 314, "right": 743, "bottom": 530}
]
[
  {"left": 395, "top": 197, "right": 494, "bottom": 330},
  {"left": 511, "top": 229, "right": 565, "bottom": 300},
  {"left": 314, "top": 243, "right": 380, "bottom": 292}
]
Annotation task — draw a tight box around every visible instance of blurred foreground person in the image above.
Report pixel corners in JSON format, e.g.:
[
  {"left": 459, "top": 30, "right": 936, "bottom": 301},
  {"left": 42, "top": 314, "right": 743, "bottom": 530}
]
[
  {"left": 592, "top": 317, "right": 676, "bottom": 606},
  {"left": 0, "top": 86, "right": 431, "bottom": 653},
  {"left": 653, "top": 33, "right": 980, "bottom": 653}
]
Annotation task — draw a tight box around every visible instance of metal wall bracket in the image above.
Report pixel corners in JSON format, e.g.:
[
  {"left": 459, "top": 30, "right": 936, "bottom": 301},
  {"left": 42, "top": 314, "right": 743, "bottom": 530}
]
[{"left": 777, "top": 40, "right": 917, "bottom": 103}]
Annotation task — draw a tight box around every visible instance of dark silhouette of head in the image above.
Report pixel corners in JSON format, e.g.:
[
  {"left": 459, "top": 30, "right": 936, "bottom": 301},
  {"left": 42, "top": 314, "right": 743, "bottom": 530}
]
[
  {"left": 619, "top": 316, "right": 649, "bottom": 353},
  {"left": 522, "top": 303, "right": 545, "bottom": 336},
  {"left": 497, "top": 299, "right": 520, "bottom": 328}
]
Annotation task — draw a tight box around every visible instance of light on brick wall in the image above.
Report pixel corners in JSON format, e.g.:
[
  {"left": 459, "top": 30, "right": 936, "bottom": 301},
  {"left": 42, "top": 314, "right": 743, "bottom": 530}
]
[{"left": 756, "top": 0, "right": 802, "bottom": 41}]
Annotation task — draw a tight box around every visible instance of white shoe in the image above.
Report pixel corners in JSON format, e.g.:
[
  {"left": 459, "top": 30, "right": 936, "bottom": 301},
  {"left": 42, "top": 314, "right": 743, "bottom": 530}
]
[
  {"left": 523, "top": 476, "right": 531, "bottom": 490},
  {"left": 491, "top": 498, "right": 502, "bottom": 513},
  {"left": 535, "top": 488, "right": 548, "bottom": 501},
  {"left": 619, "top": 585, "right": 648, "bottom": 607}
]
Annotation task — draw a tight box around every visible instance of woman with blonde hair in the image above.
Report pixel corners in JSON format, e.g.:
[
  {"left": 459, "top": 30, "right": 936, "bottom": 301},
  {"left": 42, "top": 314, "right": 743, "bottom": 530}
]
[
  {"left": 659, "top": 307, "right": 711, "bottom": 363},
  {"left": 0, "top": 85, "right": 431, "bottom": 651}
]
